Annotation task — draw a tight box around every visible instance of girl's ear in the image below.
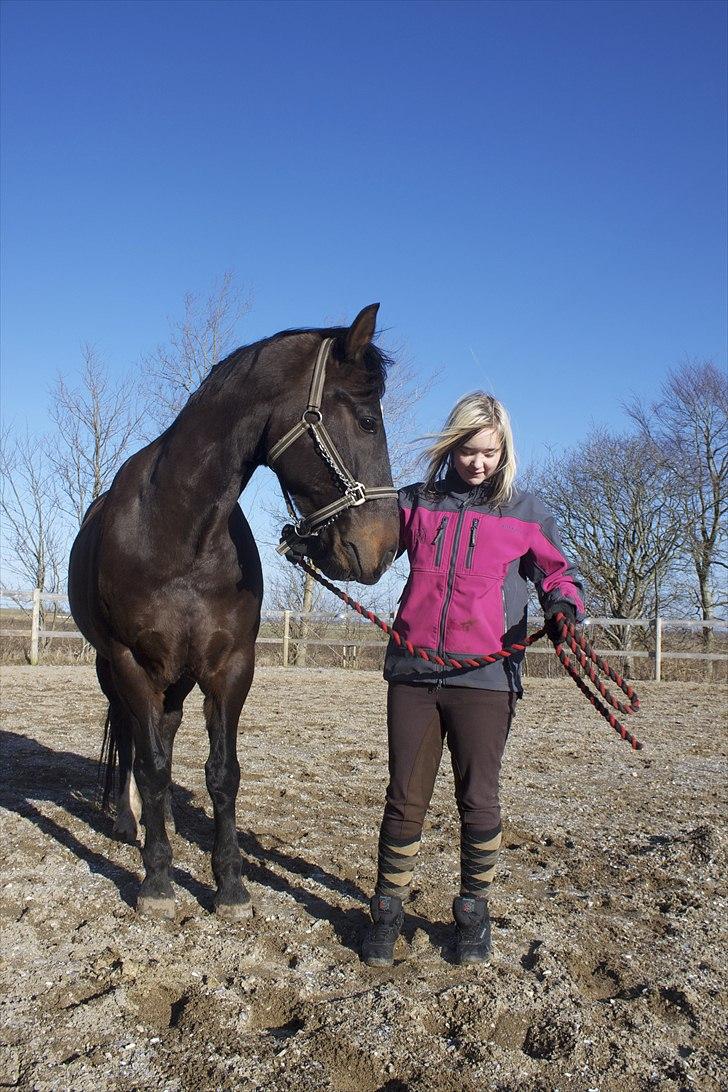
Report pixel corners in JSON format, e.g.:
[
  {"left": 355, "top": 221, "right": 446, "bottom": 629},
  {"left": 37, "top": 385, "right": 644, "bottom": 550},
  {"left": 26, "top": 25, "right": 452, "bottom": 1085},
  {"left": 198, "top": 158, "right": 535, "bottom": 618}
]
[{"left": 345, "top": 303, "right": 379, "bottom": 359}]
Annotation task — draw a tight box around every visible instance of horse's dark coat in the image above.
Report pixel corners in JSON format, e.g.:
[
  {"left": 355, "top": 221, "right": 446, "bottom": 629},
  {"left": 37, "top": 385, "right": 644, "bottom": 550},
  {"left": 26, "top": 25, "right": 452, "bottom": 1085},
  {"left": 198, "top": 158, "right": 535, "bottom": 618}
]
[{"left": 68, "top": 305, "right": 399, "bottom": 916}]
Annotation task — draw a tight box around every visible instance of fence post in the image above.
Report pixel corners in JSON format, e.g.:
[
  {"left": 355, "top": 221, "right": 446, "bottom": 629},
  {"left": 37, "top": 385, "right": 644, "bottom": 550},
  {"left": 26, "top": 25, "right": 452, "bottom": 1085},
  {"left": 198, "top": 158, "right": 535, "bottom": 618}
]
[
  {"left": 30, "top": 588, "right": 40, "bottom": 666},
  {"left": 282, "top": 610, "right": 290, "bottom": 668},
  {"left": 654, "top": 614, "right": 662, "bottom": 682}
]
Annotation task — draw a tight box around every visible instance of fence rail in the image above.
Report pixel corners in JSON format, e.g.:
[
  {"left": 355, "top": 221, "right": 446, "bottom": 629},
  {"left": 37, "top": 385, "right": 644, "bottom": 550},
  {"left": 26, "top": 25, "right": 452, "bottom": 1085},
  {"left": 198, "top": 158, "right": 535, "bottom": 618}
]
[{"left": 1, "top": 586, "right": 726, "bottom": 677}]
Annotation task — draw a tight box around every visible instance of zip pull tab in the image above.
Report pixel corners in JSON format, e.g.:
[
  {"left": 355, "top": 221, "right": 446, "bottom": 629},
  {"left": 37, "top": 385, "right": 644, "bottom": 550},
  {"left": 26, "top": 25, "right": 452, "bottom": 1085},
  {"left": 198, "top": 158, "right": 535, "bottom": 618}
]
[
  {"left": 431, "top": 518, "right": 447, "bottom": 545},
  {"left": 465, "top": 517, "right": 479, "bottom": 570}
]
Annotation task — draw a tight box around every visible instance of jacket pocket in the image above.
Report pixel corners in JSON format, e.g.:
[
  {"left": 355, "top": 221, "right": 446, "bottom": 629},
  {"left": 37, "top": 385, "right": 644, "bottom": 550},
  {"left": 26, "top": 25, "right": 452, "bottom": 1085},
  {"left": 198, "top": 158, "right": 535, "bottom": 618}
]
[
  {"left": 465, "top": 518, "right": 479, "bottom": 569},
  {"left": 395, "top": 569, "right": 445, "bottom": 649},
  {"left": 445, "top": 574, "right": 505, "bottom": 655},
  {"left": 433, "top": 518, "right": 447, "bottom": 567}
]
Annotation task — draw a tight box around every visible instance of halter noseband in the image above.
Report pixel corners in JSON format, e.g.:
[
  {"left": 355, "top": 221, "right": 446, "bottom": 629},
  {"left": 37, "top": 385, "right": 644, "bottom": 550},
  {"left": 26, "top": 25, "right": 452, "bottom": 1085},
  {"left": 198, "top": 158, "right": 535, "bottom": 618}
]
[{"left": 267, "top": 337, "right": 397, "bottom": 556}]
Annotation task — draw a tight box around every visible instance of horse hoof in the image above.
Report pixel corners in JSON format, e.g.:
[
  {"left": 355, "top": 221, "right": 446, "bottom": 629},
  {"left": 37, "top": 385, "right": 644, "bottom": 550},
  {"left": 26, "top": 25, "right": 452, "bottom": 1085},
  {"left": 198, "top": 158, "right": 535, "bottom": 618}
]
[
  {"left": 215, "top": 899, "right": 253, "bottom": 922},
  {"left": 113, "top": 818, "right": 140, "bottom": 843},
  {"left": 137, "top": 895, "right": 176, "bottom": 919}
]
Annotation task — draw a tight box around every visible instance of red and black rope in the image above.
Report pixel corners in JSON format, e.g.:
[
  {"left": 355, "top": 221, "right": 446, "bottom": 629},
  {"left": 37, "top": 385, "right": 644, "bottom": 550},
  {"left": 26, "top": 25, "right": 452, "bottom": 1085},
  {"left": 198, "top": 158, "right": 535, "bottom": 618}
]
[{"left": 291, "top": 557, "right": 643, "bottom": 750}]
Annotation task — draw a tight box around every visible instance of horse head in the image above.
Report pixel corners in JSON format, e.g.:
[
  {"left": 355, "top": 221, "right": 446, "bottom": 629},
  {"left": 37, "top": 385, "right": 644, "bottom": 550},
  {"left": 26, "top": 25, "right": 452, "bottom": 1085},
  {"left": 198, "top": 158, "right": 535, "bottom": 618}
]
[{"left": 267, "top": 304, "right": 400, "bottom": 584}]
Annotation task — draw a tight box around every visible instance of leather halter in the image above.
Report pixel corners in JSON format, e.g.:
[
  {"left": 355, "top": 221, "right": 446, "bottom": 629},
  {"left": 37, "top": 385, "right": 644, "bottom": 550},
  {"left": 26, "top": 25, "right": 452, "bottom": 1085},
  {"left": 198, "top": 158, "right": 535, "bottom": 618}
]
[{"left": 267, "top": 337, "right": 397, "bottom": 556}]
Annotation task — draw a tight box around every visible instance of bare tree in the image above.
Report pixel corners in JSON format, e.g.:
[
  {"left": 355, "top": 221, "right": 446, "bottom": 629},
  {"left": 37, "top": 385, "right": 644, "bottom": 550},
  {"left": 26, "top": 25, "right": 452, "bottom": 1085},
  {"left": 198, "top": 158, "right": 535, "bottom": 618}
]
[
  {"left": 626, "top": 360, "right": 728, "bottom": 623},
  {"left": 532, "top": 428, "right": 685, "bottom": 651},
  {"left": 144, "top": 271, "right": 252, "bottom": 431},
  {"left": 49, "top": 344, "right": 143, "bottom": 527},
  {"left": 381, "top": 344, "right": 436, "bottom": 484},
  {"left": 1, "top": 428, "right": 67, "bottom": 645},
  {"left": 267, "top": 551, "right": 327, "bottom": 666}
]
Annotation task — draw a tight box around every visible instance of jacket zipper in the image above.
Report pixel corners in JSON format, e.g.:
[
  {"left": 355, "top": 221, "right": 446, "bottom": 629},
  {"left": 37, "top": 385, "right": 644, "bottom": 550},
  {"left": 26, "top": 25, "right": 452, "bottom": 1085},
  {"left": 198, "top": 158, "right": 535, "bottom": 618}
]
[
  {"left": 465, "top": 518, "right": 479, "bottom": 569},
  {"left": 501, "top": 585, "right": 507, "bottom": 636},
  {"left": 432, "top": 518, "right": 447, "bottom": 567},
  {"left": 437, "top": 500, "right": 467, "bottom": 660}
]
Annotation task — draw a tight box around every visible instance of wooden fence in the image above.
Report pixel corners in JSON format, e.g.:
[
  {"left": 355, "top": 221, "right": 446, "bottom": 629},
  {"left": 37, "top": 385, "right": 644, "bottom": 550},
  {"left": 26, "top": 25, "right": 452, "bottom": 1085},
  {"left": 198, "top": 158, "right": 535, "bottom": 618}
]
[{"left": 1, "top": 587, "right": 726, "bottom": 680}]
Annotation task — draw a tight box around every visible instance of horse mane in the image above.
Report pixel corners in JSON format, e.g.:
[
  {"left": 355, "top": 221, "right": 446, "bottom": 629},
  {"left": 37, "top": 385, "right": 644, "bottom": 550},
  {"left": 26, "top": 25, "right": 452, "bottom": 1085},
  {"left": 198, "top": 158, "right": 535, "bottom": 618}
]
[{"left": 194, "top": 326, "right": 391, "bottom": 404}]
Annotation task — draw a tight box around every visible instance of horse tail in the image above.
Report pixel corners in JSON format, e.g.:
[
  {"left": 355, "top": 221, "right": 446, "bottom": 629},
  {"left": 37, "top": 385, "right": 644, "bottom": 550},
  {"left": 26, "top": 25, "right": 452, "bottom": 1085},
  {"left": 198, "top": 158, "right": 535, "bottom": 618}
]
[{"left": 98, "top": 705, "right": 118, "bottom": 811}]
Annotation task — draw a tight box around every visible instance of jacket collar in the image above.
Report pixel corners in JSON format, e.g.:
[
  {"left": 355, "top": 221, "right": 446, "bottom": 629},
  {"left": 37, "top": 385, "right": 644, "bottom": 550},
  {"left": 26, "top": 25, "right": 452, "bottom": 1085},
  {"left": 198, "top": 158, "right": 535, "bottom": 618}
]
[{"left": 442, "top": 465, "right": 494, "bottom": 502}]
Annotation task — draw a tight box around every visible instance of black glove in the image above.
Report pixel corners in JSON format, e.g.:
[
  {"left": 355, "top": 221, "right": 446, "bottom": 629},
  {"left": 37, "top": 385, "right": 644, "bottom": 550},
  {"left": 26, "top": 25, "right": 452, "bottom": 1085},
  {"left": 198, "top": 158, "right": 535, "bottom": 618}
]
[{"left": 544, "top": 601, "right": 577, "bottom": 641}]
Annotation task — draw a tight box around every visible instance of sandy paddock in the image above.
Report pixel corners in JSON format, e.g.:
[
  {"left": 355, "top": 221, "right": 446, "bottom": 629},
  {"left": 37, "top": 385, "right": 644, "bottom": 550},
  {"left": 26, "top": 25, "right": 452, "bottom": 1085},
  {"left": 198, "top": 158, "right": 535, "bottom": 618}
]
[{"left": 0, "top": 665, "right": 726, "bottom": 1091}]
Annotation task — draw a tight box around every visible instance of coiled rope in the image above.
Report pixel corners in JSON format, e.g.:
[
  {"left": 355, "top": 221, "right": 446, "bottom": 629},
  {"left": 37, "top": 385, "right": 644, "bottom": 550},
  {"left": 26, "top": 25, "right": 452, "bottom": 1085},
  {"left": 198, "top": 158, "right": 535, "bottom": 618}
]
[{"left": 290, "top": 557, "right": 643, "bottom": 750}]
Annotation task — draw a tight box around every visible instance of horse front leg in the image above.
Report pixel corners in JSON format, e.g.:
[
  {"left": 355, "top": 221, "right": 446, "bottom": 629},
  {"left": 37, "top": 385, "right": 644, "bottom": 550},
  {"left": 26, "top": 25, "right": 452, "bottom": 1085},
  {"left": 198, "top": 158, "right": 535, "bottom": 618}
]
[
  {"left": 201, "top": 652, "right": 255, "bottom": 921},
  {"left": 109, "top": 643, "right": 176, "bottom": 918}
]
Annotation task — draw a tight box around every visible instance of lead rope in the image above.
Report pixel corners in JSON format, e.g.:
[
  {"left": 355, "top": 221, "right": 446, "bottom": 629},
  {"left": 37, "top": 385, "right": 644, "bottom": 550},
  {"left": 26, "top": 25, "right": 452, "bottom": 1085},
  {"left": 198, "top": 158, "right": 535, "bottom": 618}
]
[{"left": 289, "top": 557, "right": 643, "bottom": 750}]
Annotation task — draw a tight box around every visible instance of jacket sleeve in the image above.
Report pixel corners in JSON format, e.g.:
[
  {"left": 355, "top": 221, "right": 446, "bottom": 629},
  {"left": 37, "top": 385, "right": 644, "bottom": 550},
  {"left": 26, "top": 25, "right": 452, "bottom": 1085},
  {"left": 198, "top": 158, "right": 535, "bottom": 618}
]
[{"left": 521, "top": 499, "right": 585, "bottom": 619}]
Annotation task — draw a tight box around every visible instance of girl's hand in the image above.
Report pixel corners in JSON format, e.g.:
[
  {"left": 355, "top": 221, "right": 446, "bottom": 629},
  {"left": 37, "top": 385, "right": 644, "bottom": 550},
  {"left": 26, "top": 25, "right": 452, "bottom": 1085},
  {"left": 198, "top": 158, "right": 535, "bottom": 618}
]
[{"left": 544, "top": 601, "right": 577, "bottom": 640}]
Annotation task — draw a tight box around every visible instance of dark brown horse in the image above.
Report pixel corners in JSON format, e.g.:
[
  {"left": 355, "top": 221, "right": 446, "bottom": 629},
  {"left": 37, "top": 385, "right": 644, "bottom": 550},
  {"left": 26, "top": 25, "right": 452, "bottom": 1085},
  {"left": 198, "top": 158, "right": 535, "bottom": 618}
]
[{"left": 68, "top": 304, "right": 399, "bottom": 920}]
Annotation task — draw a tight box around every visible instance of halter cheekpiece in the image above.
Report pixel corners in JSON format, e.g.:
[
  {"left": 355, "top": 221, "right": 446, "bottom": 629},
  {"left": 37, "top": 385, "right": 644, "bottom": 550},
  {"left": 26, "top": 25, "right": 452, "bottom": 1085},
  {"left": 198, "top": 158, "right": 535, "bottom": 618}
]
[{"left": 267, "top": 337, "right": 397, "bottom": 556}]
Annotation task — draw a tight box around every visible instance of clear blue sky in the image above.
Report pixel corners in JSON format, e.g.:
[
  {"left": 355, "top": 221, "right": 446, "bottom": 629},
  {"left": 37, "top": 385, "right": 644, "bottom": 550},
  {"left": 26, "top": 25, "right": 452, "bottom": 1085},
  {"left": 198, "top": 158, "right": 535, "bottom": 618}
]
[{"left": 1, "top": 0, "right": 726, "bottom": 582}]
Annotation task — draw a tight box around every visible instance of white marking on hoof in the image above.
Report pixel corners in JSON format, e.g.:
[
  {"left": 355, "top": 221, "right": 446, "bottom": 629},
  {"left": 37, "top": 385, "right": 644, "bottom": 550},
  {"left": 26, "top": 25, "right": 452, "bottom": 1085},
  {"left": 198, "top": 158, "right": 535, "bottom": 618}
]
[
  {"left": 113, "top": 812, "right": 140, "bottom": 843},
  {"left": 137, "top": 895, "right": 176, "bottom": 919},
  {"left": 215, "top": 900, "right": 254, "bottom": 922}
]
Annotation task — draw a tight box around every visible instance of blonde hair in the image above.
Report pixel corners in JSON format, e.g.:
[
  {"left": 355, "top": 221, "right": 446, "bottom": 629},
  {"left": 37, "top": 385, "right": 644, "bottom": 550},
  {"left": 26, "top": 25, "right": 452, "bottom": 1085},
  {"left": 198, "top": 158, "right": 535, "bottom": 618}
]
[{"left": 423, "top": 391, "right": 517, "bottom": 506}]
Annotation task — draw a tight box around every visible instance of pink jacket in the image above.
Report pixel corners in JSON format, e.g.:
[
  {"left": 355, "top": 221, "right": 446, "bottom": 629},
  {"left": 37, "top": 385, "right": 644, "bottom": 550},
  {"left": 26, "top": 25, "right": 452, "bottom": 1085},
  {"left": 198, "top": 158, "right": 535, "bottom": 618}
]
[{"left": 384, "top": 471, "right": 584, "bottom": 692}]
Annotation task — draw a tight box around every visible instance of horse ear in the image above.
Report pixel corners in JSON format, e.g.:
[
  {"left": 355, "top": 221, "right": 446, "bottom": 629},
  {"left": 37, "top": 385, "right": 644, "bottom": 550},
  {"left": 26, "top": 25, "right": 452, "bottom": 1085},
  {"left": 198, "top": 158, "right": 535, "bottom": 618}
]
[{"left": 345, "top": 303, "right": 379, "bottom": 359}]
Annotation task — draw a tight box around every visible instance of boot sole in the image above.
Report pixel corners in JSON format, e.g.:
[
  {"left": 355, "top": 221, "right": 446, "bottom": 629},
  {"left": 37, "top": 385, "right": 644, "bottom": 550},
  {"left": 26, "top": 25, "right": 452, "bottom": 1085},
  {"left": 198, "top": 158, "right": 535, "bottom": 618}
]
[{"left": 456, "top": 951, "right": 492, "bottom": 965}]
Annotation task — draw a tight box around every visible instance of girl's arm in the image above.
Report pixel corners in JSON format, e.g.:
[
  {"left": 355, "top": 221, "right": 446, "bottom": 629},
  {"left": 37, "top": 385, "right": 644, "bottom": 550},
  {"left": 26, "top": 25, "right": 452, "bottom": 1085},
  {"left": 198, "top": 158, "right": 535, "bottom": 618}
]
[{"left": 521, "top": 502, "right": 585, "bottom": 620}]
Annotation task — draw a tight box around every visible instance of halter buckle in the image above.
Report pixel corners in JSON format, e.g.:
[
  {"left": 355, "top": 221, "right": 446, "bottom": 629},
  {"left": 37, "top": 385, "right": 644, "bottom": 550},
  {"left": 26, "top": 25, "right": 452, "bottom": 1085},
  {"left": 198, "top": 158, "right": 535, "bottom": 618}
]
[
  {"left": 345, "top": 482, "right": 366, "bottom": 507},
  {"left": 294, "top": 516, "right": 317, "bottom": 538},
  {"left": 277, "top": 523, "right": 312, "bottom": 558}
]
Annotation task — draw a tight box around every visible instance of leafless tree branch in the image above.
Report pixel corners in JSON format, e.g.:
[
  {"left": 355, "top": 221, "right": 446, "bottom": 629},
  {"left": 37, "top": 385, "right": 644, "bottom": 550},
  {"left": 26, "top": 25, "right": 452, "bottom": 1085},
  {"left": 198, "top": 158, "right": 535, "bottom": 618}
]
[
  {"left": 143, "top": 271, "right": 253, "bottom": 432},
  {"left": 49, "top": 344, "right": 144, "bottom": 527},
  {"left": 625, "top": 359, "right": 728, "bottom": 622}
]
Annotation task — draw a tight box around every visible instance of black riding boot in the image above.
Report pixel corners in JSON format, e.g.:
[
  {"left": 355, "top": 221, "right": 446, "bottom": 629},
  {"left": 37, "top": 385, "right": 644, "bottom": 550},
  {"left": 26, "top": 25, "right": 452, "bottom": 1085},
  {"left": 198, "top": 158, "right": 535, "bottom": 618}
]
[
  {"left": 361, "top": 894, "right": 404, "bottom": 967},
  {"left": 453, "top": 895, "right": 492, "bottom": 964}
]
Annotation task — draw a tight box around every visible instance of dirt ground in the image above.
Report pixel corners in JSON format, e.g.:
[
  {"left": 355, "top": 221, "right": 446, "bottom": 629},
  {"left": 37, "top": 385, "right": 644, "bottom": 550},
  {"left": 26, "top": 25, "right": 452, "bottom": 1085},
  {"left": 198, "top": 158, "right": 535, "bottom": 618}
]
[{"left": 0, "top": 666, "right": 726, "bottom": 1092}]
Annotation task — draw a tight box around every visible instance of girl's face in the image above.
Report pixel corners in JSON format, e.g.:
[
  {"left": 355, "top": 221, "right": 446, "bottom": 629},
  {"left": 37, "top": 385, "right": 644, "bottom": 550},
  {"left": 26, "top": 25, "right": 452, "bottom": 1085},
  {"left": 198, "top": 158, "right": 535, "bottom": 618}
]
[{"left": 452, "top": 427, "right": 502, "bottom": 487}]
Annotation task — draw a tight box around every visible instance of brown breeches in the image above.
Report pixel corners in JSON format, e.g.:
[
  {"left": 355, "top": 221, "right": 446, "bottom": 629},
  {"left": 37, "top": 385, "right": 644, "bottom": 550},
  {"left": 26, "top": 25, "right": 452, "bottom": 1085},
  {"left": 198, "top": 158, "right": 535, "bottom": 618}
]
[{"left": 381, "top": 683, "right": 516, "bottom": 841}]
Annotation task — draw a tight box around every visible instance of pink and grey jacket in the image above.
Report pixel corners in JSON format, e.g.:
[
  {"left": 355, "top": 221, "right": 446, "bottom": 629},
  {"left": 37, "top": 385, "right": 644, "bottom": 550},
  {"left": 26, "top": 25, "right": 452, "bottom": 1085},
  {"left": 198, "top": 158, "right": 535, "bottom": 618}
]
[{"left": 384, "top": 469, "right": 585, "bottom": 693}]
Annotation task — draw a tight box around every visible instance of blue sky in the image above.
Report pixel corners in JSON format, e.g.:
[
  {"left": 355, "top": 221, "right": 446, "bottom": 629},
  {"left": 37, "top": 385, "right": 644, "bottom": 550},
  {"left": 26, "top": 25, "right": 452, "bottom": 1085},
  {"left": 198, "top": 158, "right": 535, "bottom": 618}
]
[{"left": 1, "top": 0, "right": 726, "bottom": 588}]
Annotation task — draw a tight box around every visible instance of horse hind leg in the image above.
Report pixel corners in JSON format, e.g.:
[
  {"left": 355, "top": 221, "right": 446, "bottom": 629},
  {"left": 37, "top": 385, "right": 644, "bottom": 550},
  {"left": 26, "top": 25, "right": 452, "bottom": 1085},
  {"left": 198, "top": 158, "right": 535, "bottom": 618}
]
[
  {"left": 106, "top": 643, "right": 176, "bottom": 918},
  {"left": 157, "top": 676, "right": 195, "bottom": 835},
  {"left": 97, "top": 658, "right": 141, "bottom": 843},
  {"left": 112, "top": 703, "right": 142, "bottom": 842}
]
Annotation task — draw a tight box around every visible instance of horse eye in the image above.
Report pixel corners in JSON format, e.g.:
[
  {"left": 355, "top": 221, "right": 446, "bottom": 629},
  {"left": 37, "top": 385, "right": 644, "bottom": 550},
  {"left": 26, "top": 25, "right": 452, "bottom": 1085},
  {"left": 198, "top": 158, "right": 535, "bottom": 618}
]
[{"left": 359, "top": 416, "right": 378, "bottom": 434}]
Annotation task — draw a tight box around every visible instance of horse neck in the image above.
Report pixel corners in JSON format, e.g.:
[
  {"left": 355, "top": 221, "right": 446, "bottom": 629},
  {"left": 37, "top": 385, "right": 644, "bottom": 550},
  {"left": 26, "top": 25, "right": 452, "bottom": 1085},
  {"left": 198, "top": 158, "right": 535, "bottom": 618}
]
[{"left": 147, "top": 352, "right": 272, "bottom": 519}]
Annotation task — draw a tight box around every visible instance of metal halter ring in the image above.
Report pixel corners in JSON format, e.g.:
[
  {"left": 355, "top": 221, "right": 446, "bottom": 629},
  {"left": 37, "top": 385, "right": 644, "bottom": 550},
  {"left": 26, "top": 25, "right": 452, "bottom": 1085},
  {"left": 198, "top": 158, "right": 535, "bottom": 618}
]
[
  {"left": 345, "top": 483, "right": 367, "bottom": 506},
  {"left": 302, "top": 408, "right": 323, "bottom": 425}
]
